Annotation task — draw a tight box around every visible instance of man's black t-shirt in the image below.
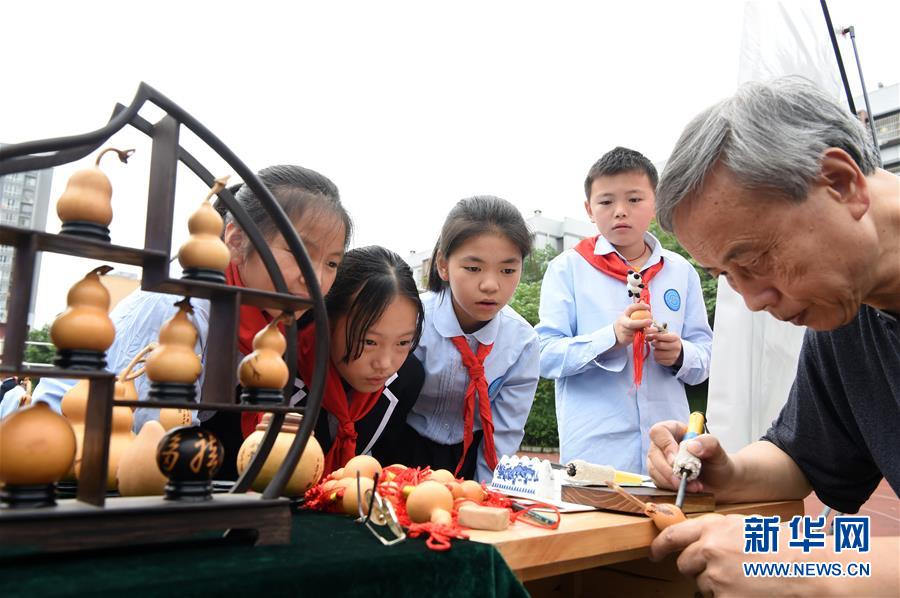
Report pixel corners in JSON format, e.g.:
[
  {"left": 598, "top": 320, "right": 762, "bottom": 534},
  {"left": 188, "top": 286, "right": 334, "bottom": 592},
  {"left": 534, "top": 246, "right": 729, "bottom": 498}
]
[{"left": 763, "top": 305, "right": 899, "bottom": 513}]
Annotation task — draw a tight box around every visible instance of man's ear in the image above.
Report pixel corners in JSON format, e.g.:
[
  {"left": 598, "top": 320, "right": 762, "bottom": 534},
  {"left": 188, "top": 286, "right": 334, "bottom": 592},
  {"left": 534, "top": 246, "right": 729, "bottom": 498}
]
[
  {"left": 819, "top": 147, "right": 869, "bottom": 221},
  {"left": 584, "top": 199, "right": 594, "bottom": 222},
  {"left": 436, "top": 251, "right": 450, "bottom": 282},
  {"left": 223, "top": 222, "right": 246, "bottom": 264}
]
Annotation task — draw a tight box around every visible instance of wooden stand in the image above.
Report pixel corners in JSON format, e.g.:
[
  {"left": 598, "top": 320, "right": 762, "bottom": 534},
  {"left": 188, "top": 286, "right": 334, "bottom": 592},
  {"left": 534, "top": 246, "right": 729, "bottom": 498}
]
[
  {"left": 560, "top": 485, "right": 715, "bottom": 514},
  {"left": 0, "top": 82, "right": 332, "bottom": 553},
  {"left": 0, "top": 494, "right": 292, "bottom": 552}
]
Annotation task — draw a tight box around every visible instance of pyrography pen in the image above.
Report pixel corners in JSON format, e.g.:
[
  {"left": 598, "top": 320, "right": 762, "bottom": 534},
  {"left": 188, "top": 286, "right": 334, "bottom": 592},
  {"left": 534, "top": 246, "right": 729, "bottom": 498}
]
[{"left": 673, "top": 411, "right": 705, "bottom": 510}]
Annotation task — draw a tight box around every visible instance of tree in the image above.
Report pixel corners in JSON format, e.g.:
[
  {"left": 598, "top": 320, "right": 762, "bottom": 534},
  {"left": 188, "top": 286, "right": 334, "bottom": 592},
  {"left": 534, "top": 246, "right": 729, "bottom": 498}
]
[
  {"left": 649, "top": 221, "right": 718, "bottom": 328},
  {"left": 511, "top": 244, "right": 561, "bottom": 449},
  {"left": 24, "top": 324, "right": 55, "bottom": 365}
]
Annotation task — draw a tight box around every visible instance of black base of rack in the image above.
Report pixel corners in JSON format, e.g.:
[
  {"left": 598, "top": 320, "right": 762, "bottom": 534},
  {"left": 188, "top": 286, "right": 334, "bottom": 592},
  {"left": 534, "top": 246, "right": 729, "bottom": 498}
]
[
  {"left": 182, "top": 267, "right": 227, "bottom": 284},
  {"left": 241, "top": 387, "right": 285, "bottom": 405},
  {"left": 54, "top": 349, "right": 107, "bottom": 371},
  {"left": 0, "top": 483, "right": 57, "bottom": 509},
  {"left": 59, "top": 221, "right": 111, "bottom": 243},
  {"left": 149, "top": 382, "right": 197, "bottom": 402}
]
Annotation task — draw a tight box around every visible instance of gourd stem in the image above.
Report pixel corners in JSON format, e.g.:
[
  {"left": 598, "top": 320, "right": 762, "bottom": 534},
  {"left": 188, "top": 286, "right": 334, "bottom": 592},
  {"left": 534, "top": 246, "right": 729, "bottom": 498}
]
[
  {"left": 204, "top": 175, "right": 231, "bottom": 203},
  {"left": 607, "top": 481, "right": 650, "bottom": 511},
  {"left": 95, "top": 147, "right": 135, "bottom": 167}
]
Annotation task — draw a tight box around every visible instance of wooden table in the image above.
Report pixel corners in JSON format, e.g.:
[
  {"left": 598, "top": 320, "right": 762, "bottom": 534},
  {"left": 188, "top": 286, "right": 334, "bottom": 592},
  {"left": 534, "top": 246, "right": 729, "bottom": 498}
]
[{"left": 468, "top": 500, "right": 804, "bottom": 596}]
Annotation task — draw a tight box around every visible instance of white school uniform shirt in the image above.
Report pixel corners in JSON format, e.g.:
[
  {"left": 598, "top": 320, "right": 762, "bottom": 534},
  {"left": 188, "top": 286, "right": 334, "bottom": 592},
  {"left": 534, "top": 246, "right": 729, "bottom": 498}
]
[
  {"left": 31, "top": 290, "right": 212, "bottom": 432},
  {"left": 408, "top": 289, "right": 540, "bottom": 482},
  {"left": 536, "top": 232, "right": 712, "bottom": 474}
]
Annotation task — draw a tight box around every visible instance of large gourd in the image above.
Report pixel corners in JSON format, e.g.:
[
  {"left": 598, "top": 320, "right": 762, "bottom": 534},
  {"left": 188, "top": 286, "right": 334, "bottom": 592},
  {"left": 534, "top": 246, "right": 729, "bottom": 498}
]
[
  {"left": 178, "top": 175, "right": 231, "bottom": 283},
  {"left": 0, "top": 402, "right": 77, "bottom": 508},
  {"left": 60, "top": 379, "right": 135, "bottom": 489},
  {"left": 50, "top": 265, "right": 116, "bottom": 370},
  {"left": 236, "top": 413, "right": 324, "bottom": 497},
  {"left": 117, "top": 421, "right": 168, "bottom": 497},
  {"left": 238, "top": 315, "right": 290, "bottom": 404},
  {"left": 56, "top": 147, "right": 133, "bottom": 242}
]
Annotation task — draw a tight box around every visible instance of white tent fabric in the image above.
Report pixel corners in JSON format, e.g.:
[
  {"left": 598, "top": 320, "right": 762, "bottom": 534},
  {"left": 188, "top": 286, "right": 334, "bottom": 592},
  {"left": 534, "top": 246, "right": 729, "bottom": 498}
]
[{"left": 706, "top": 0, "right": 845, "bottom": 453}]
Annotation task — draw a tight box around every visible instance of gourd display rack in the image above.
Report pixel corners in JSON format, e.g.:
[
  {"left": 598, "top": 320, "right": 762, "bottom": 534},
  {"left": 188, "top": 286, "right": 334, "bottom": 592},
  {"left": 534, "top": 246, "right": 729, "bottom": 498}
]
[{"left": 0, "top": 82, "right": 328, "bottom": 552}]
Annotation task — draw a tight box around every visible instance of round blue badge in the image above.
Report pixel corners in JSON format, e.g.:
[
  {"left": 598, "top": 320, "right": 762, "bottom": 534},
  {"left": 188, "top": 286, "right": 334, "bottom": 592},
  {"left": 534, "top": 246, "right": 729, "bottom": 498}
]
[{"left": 664, "top": 289, "right": 681, "bottom": 311}]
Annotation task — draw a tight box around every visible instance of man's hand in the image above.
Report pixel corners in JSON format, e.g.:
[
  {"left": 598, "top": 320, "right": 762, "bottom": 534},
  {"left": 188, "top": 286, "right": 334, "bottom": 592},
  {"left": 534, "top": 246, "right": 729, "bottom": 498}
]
[
  {"left": 652, "top": 515, "right": 900, "bottom": 597},
  {"left": 614, "top": 302, "right": 653, "bottom": 348},
  {"left": 651, "top": 514, "right": 801, "bottom": 597},
  {"left": 647, "top": 328, "right": 682, "bottom": 367},
  {"left": 647, "top": 420, "right": 736, "bottom": 496}
]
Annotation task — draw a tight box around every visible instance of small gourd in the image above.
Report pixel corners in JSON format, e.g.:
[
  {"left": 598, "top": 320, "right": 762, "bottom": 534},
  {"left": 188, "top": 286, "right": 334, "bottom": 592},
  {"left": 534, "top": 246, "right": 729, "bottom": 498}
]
[
  {"left": 50, "top": 265, "right": 116, "bottom": 370},
  {"left": 236, "top": 413, "right": 324, "bottom": 497},
  {"left": 145, "top": 299, "right": 202, "bottom": 385},
  {"left": 0, "top": 402, "right": 77, "bottom": 508},
  {"left": 118, "top": 342, "right": 192, "bottom": 428},
  {"left": 178, "top": 176, "right": 231, "bottom": 283},
  {"left": 117, "top": 420, "right": 168, "bottom": 497},
  {"left": 159, "top": 407, "right": 193, "bottom": 430},
  {"left": 238, "top": 314, "right": 290, "bottom": 403},
  {"left": 56, "top": 147, "right": 133, "bottom": 242}
]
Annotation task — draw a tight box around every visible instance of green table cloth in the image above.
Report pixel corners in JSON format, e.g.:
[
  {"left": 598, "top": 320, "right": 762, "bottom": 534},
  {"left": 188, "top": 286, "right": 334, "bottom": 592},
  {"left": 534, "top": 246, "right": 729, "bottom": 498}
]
[{"left": 0, "top": 509, "right": 527, "bottom": 597}]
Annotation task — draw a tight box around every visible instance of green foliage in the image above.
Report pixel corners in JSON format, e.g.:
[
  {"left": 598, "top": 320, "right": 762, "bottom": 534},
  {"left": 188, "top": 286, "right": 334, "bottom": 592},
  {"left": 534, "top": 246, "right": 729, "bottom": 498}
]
[
  {"left": 521, "top": 245, "right": 560, "bottom": 284},
  {"left": 649, "top": 221, "right": 718, "bottom": 327},
  {"left": 24, "top": 324, "right": 54, "bottom": 365},
  {"left": 508, "top": 281, "right": 541, "bottom": 327},
  {"left": 522, "top": 379, "right": 559, "bottom": 448},
  {"left": 512, "top": 244, "right": 562, "bottom": 448}
]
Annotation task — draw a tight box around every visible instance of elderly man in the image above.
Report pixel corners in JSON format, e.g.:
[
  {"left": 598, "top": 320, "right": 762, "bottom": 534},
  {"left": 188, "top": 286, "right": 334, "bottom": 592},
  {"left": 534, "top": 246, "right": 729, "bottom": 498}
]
[{"left": 647, "top": 77, "right": 899, "bottom": 596}]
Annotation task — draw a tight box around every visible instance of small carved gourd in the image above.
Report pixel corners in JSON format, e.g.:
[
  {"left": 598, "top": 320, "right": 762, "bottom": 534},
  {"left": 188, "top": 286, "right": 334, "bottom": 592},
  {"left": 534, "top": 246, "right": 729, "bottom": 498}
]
[
  {"left": 117, "top": 420, "right": 168, "bottom": 497},
  {"left": 50, "top": 266, "right": 116, "bottom": 369},
  {"left": 239, "top": 316, "right": 289, "bottom": 390},
  {"left": 0, "top": 402, "right": 77, "bottom": 507},
  {"left": 145, "top": 299, "right": 202, "bottom": 385},
  {"left": 236, "top": 413, "right": 324, "bottom": 497},
  {"left": 159, "top": 408, "right": 193, "bottom": 430},
  {"left": 56, "top": 147, "right": 133, "bottom": 241},
  {"left": 178, "top": 176, "right": 231, "bottom": 280}
]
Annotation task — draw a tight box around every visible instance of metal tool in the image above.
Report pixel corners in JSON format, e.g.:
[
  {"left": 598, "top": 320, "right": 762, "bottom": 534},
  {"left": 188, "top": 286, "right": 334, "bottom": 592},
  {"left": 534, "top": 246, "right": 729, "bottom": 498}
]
[{"left": 673, "top": 411, "right": 705, "bottom": 509}]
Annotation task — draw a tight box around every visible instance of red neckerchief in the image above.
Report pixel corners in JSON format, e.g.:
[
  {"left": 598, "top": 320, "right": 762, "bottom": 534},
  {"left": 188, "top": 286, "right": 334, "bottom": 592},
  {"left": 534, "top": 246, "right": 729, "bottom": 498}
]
[
  {"left": 573, "top": 236, "right": 664, "bottom": 387},
  {"left": 295, "top": 324, "right": 385, "bottom": 474},
  {"left": 449, "top": 336, "right": 497, "bottom": 475}
]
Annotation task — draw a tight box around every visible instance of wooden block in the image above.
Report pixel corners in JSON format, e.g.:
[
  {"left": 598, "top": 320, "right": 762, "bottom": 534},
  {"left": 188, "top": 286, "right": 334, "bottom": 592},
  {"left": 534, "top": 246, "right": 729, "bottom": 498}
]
[
  {"left": 458, "top": 504, "right": 510, "bottom": 531},
  {"left": 560, "top": 485, "right": 715, "bottom": 514}
]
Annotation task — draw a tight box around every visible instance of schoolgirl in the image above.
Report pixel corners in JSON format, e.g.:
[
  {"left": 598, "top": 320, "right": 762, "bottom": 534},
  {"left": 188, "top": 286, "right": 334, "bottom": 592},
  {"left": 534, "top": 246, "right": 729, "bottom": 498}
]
[
  {"left": 242, "top": 246, "right": 425, "bottom": 472},
  {"left": 403, "top": 196, "right": 540, "bottom": 482}
]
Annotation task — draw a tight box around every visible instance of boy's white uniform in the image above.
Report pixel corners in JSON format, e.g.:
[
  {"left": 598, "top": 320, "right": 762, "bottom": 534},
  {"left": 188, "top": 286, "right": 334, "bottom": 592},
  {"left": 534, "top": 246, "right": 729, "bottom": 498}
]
[{"left": 536, "top": 232, "right": 712, "bottom": 474}]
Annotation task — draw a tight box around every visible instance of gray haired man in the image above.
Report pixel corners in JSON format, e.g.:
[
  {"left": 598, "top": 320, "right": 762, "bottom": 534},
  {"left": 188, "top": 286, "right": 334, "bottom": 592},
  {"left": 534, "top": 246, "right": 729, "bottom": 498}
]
[{"left": 646, "top": 77, "right": 899, "bottom": 596}]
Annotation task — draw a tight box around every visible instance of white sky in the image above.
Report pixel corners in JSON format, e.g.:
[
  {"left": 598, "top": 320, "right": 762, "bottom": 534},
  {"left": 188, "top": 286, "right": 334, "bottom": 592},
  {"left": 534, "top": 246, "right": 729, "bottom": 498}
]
[{"left": 1, "top": 0, "right": 897, "bottom": 327}]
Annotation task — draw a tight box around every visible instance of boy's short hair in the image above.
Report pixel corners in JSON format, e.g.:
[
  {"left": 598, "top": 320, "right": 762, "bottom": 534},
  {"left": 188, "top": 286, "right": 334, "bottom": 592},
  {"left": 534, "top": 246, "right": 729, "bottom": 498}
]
[{"left": 583, "top": 146, "right": 659, "bottom": 199}]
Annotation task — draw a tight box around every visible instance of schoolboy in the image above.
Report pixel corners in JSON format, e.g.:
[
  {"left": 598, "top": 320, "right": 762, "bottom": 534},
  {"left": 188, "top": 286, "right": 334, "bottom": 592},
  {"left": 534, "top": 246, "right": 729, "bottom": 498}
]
[{"left": 535, "top": 147, "right": 712, "bottom": 473}]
